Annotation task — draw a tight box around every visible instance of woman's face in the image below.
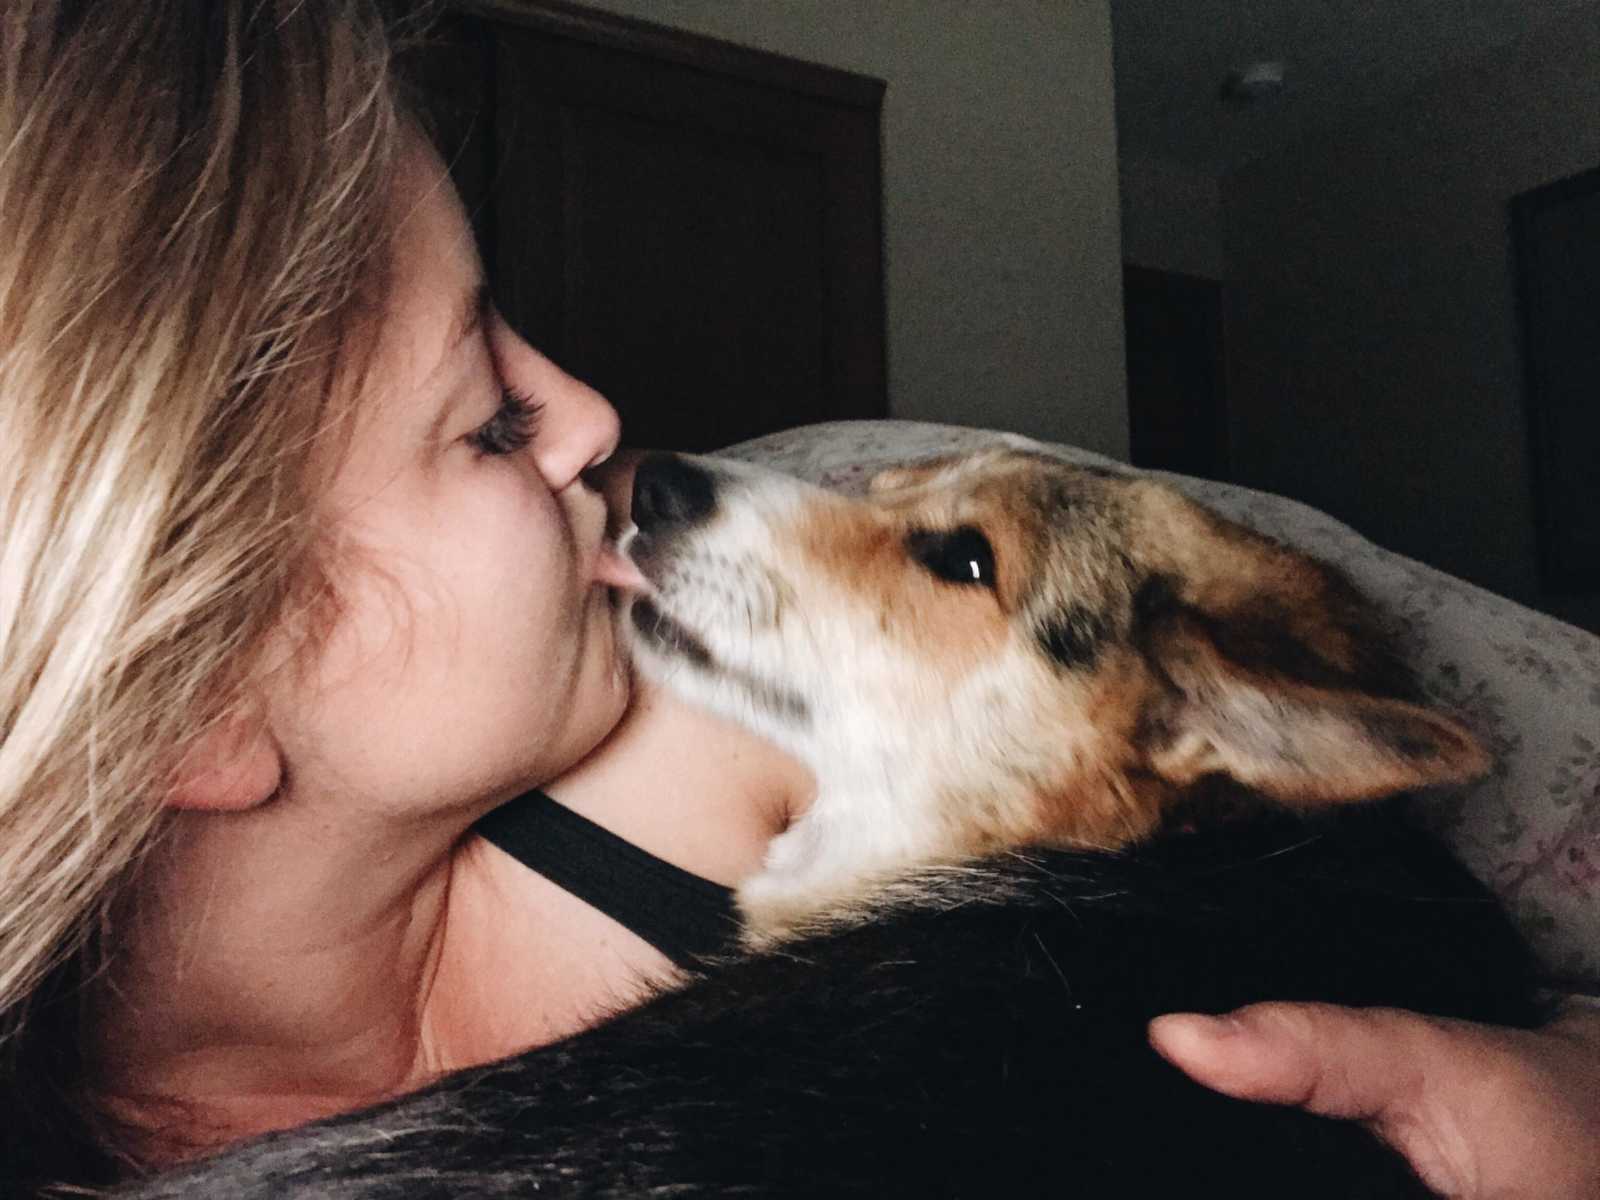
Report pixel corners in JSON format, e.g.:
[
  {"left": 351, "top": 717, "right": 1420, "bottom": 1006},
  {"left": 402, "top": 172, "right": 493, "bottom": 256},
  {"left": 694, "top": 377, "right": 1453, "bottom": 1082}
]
[{"left": 264, "top": 136, "right": 633, "bottom": 824}]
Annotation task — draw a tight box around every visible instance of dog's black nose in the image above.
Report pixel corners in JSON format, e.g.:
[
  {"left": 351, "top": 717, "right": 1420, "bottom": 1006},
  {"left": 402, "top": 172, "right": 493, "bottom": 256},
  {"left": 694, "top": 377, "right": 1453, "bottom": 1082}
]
[{"left": 631, "top": 453, "right": 717, "bottom": 532}]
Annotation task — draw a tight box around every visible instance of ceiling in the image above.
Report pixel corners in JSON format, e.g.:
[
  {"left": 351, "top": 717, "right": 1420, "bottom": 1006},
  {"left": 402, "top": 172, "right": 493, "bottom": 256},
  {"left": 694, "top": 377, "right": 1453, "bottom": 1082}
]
[{"left": 1111, "top": 0, "right": 1598, "bottom": 175}]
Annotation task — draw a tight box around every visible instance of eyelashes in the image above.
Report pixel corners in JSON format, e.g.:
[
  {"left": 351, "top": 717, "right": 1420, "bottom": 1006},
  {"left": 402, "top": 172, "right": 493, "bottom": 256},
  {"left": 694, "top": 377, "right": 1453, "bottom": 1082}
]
[{"left": 466, "top": 387, "right": 543, "bottom": 457}]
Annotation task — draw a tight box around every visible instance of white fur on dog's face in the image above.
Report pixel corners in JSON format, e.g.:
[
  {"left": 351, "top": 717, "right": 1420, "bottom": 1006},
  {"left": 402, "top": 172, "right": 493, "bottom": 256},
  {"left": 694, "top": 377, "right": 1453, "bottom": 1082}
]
[
  {"left": 622, "top": 453, "right": 1150, "bottom": 926},
  {"left": 622, "top": 450, "right": 1490, "bottom": 940}
]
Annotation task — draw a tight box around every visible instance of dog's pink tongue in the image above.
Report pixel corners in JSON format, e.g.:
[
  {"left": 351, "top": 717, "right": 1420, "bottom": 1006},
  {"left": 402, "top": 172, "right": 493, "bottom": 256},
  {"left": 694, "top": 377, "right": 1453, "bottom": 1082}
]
[{"left": 594, "top": 541, "right": 650, "bottom": 591}]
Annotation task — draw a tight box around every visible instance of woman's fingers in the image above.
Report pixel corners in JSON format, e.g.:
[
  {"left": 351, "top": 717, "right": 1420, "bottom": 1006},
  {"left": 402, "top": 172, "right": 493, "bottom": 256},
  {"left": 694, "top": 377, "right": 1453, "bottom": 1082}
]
[
  {"left": 1149, "top": 1003, "right": 1473, "bottom": 1194},
  {"left": 1149, "top": 1002, "right": 1600, "bottom": 1199},
  {"left": 1148, "top": 1003, "right": 1436, "bottom": 1115}
]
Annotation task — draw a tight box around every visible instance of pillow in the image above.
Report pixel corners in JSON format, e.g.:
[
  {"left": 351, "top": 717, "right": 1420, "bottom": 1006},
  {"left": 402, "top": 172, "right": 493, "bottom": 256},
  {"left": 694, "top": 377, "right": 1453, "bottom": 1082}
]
[{"left": 725, "top": 420, "right": 1600, "bottom": 990}]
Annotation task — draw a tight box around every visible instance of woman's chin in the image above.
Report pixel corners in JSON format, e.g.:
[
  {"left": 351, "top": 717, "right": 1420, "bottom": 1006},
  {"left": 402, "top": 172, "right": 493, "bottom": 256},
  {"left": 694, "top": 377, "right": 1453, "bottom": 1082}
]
[{"left": 564, "top": 597, "right": 638, "bottom": 763}]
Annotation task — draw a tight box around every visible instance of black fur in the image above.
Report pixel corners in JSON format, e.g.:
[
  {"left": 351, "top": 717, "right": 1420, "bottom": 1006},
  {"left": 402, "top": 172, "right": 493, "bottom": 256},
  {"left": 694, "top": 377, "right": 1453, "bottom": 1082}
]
[
  {"left": 1036, "top": 603, "right": 1111, "bottom": 670},
  {"left": 120, "top": 806, "right": 1540, "bottom": 1199}
]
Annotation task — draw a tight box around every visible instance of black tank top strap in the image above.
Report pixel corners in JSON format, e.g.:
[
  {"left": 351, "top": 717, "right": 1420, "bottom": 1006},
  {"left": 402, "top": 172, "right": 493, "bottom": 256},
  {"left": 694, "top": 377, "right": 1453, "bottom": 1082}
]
[{"left": 473, "top": 789, "right": 742, "bottom": 968}]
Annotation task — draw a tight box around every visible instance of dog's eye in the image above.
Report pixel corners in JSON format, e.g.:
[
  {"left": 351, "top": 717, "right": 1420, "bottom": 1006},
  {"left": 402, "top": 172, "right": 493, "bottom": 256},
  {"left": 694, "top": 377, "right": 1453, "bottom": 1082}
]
[{"left": 906, "top": 527, "right": 996, "bottom": 588}]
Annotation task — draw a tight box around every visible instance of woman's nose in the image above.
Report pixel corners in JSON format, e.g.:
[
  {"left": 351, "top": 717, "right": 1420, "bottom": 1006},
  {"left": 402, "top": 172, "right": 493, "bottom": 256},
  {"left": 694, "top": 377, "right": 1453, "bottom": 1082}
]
[
  {"left": 532, "top": 370, "right": 622, "bottom": 493},
  {"left": 490, "top": 310, "right": 622, "bottom": 491}
]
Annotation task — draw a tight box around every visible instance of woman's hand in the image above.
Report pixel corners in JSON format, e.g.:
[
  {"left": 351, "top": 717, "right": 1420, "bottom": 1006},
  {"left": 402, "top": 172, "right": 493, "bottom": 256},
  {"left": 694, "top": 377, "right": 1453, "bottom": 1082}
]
[{"left": 1148, "top": 1000, "right": 1600, "bottom": 1198}]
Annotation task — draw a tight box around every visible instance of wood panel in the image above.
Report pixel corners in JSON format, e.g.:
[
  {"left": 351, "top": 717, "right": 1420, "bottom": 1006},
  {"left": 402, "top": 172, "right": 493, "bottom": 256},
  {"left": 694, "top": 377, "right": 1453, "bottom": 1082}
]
[{"left": 410, "top": 3, "right": 887, "bottom": 452}]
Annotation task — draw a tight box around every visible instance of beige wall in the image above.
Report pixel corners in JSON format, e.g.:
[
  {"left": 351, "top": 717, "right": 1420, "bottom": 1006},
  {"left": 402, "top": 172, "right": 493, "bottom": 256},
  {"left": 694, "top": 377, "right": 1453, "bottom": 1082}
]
[
  {"left": 1223, "top": 6, "right": 1600, "bottom": 626},
  {"left": 581, "top": 0, "right": 1129, "bottom": 458}
]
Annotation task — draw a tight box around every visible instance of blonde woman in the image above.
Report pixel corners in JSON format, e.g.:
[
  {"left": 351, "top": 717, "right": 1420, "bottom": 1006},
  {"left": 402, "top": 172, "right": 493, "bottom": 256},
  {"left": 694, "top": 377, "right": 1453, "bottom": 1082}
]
[
  {"left": 1, "top": 0, "right": 805, "bottom": 1187},
  {"left": 1, "top": 3, "right": 1596, "bottom": 1196}
]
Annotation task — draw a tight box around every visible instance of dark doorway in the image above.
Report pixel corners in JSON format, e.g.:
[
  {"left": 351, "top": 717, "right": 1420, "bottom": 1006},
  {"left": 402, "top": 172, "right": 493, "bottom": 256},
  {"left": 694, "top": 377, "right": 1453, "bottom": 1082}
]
[
  {"left": 1123, "top": 265, "right": 1229, "bottom": 481},
  {"left": 1512, "top": 164, "right": 1600, "bottom": 595}
]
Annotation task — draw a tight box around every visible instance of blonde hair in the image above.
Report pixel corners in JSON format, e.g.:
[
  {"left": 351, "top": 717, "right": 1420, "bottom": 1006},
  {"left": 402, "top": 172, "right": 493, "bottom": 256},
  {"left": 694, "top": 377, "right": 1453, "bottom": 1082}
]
[{"left": 0, "top": 0, "right": 413, "bottom": 1180}]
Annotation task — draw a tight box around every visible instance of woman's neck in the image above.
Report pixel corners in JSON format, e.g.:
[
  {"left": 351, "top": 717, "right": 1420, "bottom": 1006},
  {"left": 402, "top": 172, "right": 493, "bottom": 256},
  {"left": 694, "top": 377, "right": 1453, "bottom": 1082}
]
[
  {"left": 88, "top": 806, "right": 461, "bottom": 1161},
  {"left": 418, "top": 682, "right": 813, "bottom": 1069},
  {"left": 91, "top": 682, "right": 810, "bottom": 1165}
]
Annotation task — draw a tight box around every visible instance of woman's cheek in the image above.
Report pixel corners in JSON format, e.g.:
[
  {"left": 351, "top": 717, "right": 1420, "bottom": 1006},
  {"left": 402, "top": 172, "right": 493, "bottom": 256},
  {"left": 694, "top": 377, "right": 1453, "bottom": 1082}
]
[{"left": 462, "top": 479, "right": 583, "bottom": 647}]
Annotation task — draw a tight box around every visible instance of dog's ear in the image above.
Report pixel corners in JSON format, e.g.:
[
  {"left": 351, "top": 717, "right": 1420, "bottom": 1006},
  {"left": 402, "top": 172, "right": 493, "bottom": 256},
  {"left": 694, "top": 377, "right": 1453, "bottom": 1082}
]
[
  {"left": 868, "top": 456, "right": 965, "bottom": 494},
  {"left": 1135, "top": 587, "right": 1490, "bottom": 807}
]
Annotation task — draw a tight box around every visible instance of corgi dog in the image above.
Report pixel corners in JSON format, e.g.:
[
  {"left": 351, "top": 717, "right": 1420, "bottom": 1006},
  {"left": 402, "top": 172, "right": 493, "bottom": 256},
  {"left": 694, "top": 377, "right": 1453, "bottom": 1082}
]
[
  {"left": 125, "top": 450, "right": 1536, "bottom": 1200},
  {"left": 621, "top": 448, "right": 1489, "bottom": 942}
]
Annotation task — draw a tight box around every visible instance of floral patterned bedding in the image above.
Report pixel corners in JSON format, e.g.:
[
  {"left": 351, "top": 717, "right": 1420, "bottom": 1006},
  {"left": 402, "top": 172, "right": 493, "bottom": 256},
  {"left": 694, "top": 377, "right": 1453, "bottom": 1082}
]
[{"left": 726, "top": 420, "right": 1600, "bottom": 990}]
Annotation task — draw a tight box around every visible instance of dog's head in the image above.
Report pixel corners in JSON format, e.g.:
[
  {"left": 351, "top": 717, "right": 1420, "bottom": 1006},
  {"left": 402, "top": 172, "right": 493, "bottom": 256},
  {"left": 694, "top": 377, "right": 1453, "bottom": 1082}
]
[{"left": 622, "top": 449, "right": 1487, "bottom": 859}]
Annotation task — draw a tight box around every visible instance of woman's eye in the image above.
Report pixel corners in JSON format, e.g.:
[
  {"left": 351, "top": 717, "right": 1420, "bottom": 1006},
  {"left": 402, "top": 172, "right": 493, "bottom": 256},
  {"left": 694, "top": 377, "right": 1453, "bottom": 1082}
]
[
  {"left": 466, "top": 387, "right": 542, "bottom": 457},
  {"left": 906, "top": 526, "right": 996, "bottom": 587}
]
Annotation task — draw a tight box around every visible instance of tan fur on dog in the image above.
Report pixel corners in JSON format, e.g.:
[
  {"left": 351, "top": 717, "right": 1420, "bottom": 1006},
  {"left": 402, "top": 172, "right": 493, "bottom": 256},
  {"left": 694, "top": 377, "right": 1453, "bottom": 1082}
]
[{"left": 624, "top": 449, "right": 1489, "bottom": 943}]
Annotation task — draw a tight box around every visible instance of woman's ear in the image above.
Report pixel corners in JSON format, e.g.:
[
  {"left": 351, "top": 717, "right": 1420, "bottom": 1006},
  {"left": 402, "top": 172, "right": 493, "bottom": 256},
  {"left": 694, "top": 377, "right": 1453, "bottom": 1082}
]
[{"left": 166, "top": 716, "right": 284, "bottom": 812}]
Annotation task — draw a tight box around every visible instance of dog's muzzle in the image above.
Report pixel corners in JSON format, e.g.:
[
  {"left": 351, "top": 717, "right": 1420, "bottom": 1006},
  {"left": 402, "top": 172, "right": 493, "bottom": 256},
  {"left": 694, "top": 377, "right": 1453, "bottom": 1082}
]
[{"left": 626, "top": 453, "right": 719, "bottom": 665}]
